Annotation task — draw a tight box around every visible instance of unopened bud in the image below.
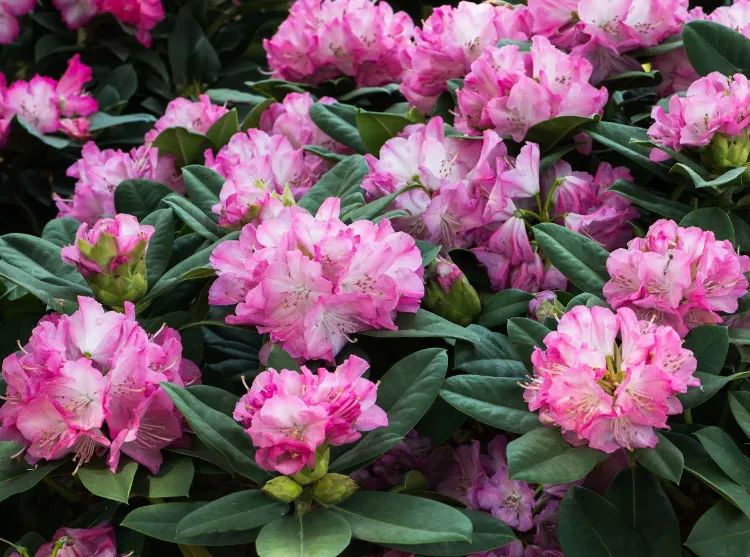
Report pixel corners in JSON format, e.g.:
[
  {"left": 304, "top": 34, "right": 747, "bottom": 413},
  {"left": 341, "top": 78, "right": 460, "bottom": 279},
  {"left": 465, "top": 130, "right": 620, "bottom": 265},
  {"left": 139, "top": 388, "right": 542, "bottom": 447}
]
[
  {"left": 262, "top": 476, "right": 304, "bottom": 502},
  {"left": 423, "top": 258, "right": 481, "bottom": 326},
  {"left": 291, "top": 446, "right": 329, "bottom": 485},
  {"left": 700, "top": 130, "right": 750, "bottom": 175},
  {"left": 312, "top": 474, "right": 359, "bottom": 505}
]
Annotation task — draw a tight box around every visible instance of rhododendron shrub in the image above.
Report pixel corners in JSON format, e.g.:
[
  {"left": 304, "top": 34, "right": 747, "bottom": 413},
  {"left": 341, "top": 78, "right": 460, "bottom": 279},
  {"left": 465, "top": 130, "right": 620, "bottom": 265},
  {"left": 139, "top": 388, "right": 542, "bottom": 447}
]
[{"left": 4, "top": 1, "right": 750, "bottom": 556}]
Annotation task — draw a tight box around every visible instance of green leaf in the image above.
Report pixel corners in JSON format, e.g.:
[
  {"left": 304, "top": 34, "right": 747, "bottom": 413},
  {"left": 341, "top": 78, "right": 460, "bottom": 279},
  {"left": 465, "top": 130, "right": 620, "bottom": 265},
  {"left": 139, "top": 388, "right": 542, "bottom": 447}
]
[
  {"left": 730, "top": 391, "right": 750, "bottom": 439},
  {"left": 88, "top": 112, "right": 156, "bottom": 131},
  {"left": 683, "top": 20, "right": 750, "bottom": 76},
  {"left": 479, "top": 289, "right": 534, "bottom": 329},
  {"left": 356, "top": 110, "right": 412, "bottom": 154},
  {"left": 533, "top": 223, "right": 610, "bottom": 296},
  {"left": 416, "top": 240, "right": 441, "bottom": 267},
  {"left": 361, "top": 309, "right": 481, "bottom": 344},
  {"left": 0, "top": 261, "right": 82, "bottom": 314},
  {"left": 121, "top": 502, "right": 259, "bottom": 546},
  {"left": 182, "top": 165, "right": 225, "bottom": 218},
  {"left": 341, "top": 185, "right": 420, "bottom": 223},
  {"left": 454, "top": 325, "right": 524, "bottom": 378},
  {"left": 684, "top": 325, "right": 729, "bottom": 374},
  {"left": 77, "top": 461, "right": 138, "bottom": 504},
  {"left": 440, "top": 375, "right": 539, "bottom": 434},
  {"left": 142, "top": 209, "right": 175, "bottom": 287},
  {"left": 256, "top": 509, "right": 351, "bottom": 557},
  {"left": 558, "top": 487, "right": 648, "bottom": 557},
  {"left": 601, "top": 71, "right": 663, "bottom": 90},
  {"left": 115, "top": 180, "right": 174, "bottom": 219},
  {"left": 0, "top": 442, "right": 66, "bottom": 503},
  {"left": 679, "top": 371, "right": 746, "bottom": 409},
  {"left": 385, "top": 509, "right": 516, "bottom": 556},
  {"left": 525, "top": 115, "right": 596, "bottom": 151},
  {"left": 176, "top": 490, "right": 288, "bottom": 537},
  {"left": 686, "top": 501, "right": 750, "bottom": 557},
  {"left": 605, "top": 468, "right": 681, "bottom": 557},
  {"left": 152, "top": 128, "right": 212, "bottom": 167},
  {"left": 205, "top": 109, "right": 239, "bottom": 150},
  {"left": 205, "top": 89, "right": 267, "bottom": 105},
  {"left": 633, "top": 432, "right": 684, "bottom": 483},
  {"left": 309, "top": 103, "right": 367, "bottom": 153},
  {"left": 507, "top": 427, "right": 603, "bottom": 484},
  {"left": 42, "top": 218, "right": 80, "bottom": 247},
  {"left": 507, "top": 317, "right": 551, "bottom": 370},
  {"left": 672, "top": 163, "right": 746, "bottom": 191},
  {"left": 339, "top": 83, "right": 400, "bottom": 102},
  {"left": 161, "top": 383, "right": 269, "bottom": 483},
  {"left": 695, "top": 426, "right": 750, "bottom": 491},
  {"left": 332, "top": 492, "right": 472, "bottom": 544},
  {"left": 609, "top": 180, "right": 691, "bottom": 220},
  {"left": 161, "top": 195, "right": 223, "bottom": 241},
  {"left": 680, "top": 207, "right": 735, "bottom": 243},
  {"left": 242, "top": 98, "right": 275, "bottom": 130},
  {"left": 297, "top": 155, "right": 367, "bottom": 214},
  {"left": 331, "top": 349, "right": 448, "bottom": 472},
  {"left": 667, "top": 432, "right": 750, "bottom": 518},
  {"left": 585, "top": 122, "right": 672, "bottom": 180},
  {"left": 146, "top": 457, "right": 194, "bottom": 498}
]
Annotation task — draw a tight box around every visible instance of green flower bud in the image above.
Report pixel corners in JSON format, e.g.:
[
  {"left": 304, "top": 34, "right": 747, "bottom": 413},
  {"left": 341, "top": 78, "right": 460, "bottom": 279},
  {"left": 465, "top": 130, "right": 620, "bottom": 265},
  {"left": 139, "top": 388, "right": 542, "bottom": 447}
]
[
  {"left": 700, "top": 130, "right": 750, "bottom": 175},
  {"left": 262, "top": 476, "right": 304, "bottom": 503},
  {"left": 423, "top": 258, "right": 481, "bottom": 326},
  {"left": 291, "top": 447, "right": 330, "bottom": 485},
  {"left": 312, "top": 474, "right": 359, "bottom": 505}
]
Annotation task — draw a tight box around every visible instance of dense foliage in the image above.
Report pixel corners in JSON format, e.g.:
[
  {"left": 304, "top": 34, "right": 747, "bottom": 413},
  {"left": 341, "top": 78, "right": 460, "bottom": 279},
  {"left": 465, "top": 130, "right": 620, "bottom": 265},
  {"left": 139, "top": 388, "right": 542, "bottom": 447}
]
[{"left": 4, "top": 1, "right": 750, "bottom": 556}]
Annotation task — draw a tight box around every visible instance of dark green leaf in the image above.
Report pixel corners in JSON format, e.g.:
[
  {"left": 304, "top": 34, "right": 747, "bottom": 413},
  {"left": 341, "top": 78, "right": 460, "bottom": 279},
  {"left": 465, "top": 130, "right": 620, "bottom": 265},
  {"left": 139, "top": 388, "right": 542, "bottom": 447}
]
[
  {"left": 683, "top": 20, "right": 750, "bottom": 76},
  {"left": 609, "top": 180, "right": 690, "bottom": 220},
  {"left": 633, "top": 433, "right": 684, "bottom": 483},
  {"left": 672, "top": 163, "right": 746, "bottom": 191},
  {"left": 256, "top": 509, "right": 351, "bottom": 557},
  {"left": 41, "top": 218, "right": 80, "bottom": 248},
  {"left": 686, "top": 501, "right": 750, "bottom": 557},
  {"left": 115, "top": 180, "right": 174, "bottom": 219},
  {"left": 684, "top": 325, "right": 729, "bottom": 375},
  {"left": 182, "top": 165, "right": 225, "bottom": 219},
  {"left": 695, "top": 426, "right": 750, "bottom": 491},
  {"left": 361, "top": 309, "right": 480, "bottom": 344},
  {"left": 142, "top": 209, "right": 175, "bottom": 287},
  {"left": 0, "top": 442, "right": 66, "bottom": 503},
  {"left": 161, "top": 194, "right": 223, "bottom": 240},
  {"left": 242, "top": 98, "right": 275, "bottom": 130},
  {"left": 507, "top": 317, "right": 551, "bottom": 369},
  {"left": 205, "top": 109, "right": 239, "bottom": 150},
  {"left": 585, "top": 122, "right": 672, "bottom": 180},
  {"left": 479, "top": 289, "right": 534, "bottom": 329},
  {"left": 146, "top": 457, "right": 194, "bottom": 498},
  {"left": 297, "top": 155, "right": 367, "bottom": 214},
  {"left": 601, "top": 71, "right": 662, "bottom": 90},
  {"left": 77, "top": 461, "right": 138, "bottom": 504},
  {"left": 152, "top": 128, "right": 212, "bottom": 167},
  {"left": 680, "top": 207, "right": 735, "bottom": 243},
  {"left": 309, "top": 103, "right": 366, "bottom": 153},
  {"left": 526, "top": 116, "right": 596, "bottom": 151},
  {"left": 730, "top": 391, "right": 750, "bottom": 439},
  {"left": 356, "top": 110, "right": 412, "bottom": 154}
]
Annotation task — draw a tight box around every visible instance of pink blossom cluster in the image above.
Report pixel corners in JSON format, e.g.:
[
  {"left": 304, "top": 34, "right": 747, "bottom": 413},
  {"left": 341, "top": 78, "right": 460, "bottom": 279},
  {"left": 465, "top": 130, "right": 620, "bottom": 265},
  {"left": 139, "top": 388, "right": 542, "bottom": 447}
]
[
  {"left": 604, "top": 219, "right": 750, "bottom": 336},
  {"left": 208, "top": 93, "right": 344, "bottom": 228},
  {"left": 437, "top": 436, "right": 564, "bottom": 556},
  {"left": 364, "top": 117, "right": 637, "bottom": 292},
  {"left": 0, "top": 0, "right": 34, "bottom": 44},
  {"left": 0, "top": 54, "right": 97, "bottom": 147},
  {"left": 233, "top": 355, "right": 387, "bottom": 475},
  {"left": 690, "top": 0, "right": 750, "bottom": 34},
  {"left": 0, "top": 297, "right": 200, "bottom": 473},
  {"left": 264, "top": 0, "right": 414, "bottom": 87},
  {"left": 52, "top": 0, "right": 164, "bottom": 46},
  {"left": 55, "top": 142, "right": 176, "bottom": 224},
  {"left": 16, "top": 524, "right": 117, "bottom": 557},
  {"left": 525, "top": 305, "right": 700, "bottom": 453},
  {"left": 209, "top": 198, "right": 424, "bottom": 362},
  {"left": 400, "top": 1, "right": 531, "bottom": 113},
  {"left": 455, "top": 36, "right": 608, "bottom": 141},
  {"left": 143, "top": 94, "right": 229, "bottom": 144},
  {"left": 648, "top": 72, "right": 750, "bottom": 157},
  {"left": 61, "top": 214, "right": 154, "bottom": 277}
]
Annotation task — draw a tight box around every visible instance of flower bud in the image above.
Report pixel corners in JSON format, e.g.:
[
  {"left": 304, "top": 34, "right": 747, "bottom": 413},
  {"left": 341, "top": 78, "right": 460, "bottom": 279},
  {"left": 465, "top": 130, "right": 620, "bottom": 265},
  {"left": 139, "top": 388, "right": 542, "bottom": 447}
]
[
  {"left": 61, "top": 214, "right": 154, "bottom": 307},
  {"left": 423, "top": 258, "right": 481, "bottom": 326},
  {"left": 528, "top": 290, "right": 564, "bottom": 322},
  {"left": 262, "top": 476, "right": 304, "bottom": 502},
  {"left": 312, "top": 474, "right": 359, "bottom": 505},
  {"left": 700, "top": 130, "right": 750, "bottom": 175},
  {"left": 291, "top": 446, "right": 330, "bottom": 485}
]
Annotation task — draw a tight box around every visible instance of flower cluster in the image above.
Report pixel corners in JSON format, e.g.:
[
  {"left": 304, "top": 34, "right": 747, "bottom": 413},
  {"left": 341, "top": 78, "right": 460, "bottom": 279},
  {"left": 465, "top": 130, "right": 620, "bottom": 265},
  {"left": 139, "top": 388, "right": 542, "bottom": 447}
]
[
  {"left": 400, "top": 1, "right": 531, "bottom": 112},
  {"left": 233, "top": 355, "right": 387, "bottom": 474},
  {"left": 0, "top": 54, "right": 97, "bottom": 146},
  {"left": 648, "top": 72, "right": 750, "bottom": 172},
  {"left": 18, "top": 524, "right": 117, "bottom": 557},
  {"left": 53, "top": 0, "right": 164, "bottom": 46},
  {"left": 54, "top": 142, "right": 176, "bottom": 224},
  {"left": 437, "top": 436, "right": 564, "bottom": 555},
  {"left": 61, "top": 214, "right": 154, "bottom": 306},
  {"left": 0, "top": 297, "right": 200, "bottom": 473},
  {"left": 525, "top": 305, "right": 699, "bottom": 452},
  {"left": 209, "top": 198, "right": 424, "bottom": 361},
  {"left": 604, "top": 219, "right": 750, "bottom": 336},
  {"left": 455, "top": 36, "right": 608, "bottom": 140},
  {"left": 0, "top": 0, "right": 34, "bottom": 44},
  {"left": 364, "top": 117, "right": 636, "bottom": 292},
  {"left": 264, "top": 0, "right": 414, "bottom": 86}
]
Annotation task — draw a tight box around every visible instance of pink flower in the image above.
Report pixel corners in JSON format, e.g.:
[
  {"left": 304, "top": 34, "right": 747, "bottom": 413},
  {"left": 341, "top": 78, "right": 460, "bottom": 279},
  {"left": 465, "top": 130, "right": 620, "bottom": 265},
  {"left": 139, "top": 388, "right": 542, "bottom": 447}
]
[
  {"left": 0, "top": 0, "right": 35, "bottom": 45},
  {"left": 260, "top": 92, "right": 344, "bottom": 152},
  {"left": 98, "top": 0, "right": 165, "bottom": 46},
  {"left": 57, "top": 54, "right": 98, "bottom": 118},
  {"left": 209, "top": 199, "right": 424, "bottom": 362},
  {"left": 4, "top": 76, "right": 60, "bottom": 134},
  {"left": 604, "top": 219, "right": 750, "bottom": 336},
  {"left": 53, "top": 0, "right": 100, "bottom": 29},
  {"left": 264, "top": 0, "right": 414, "bottom": 87},
  {"left": 55, "top": 142, "right": 175, "bottom": 224},
  {"left": 525, "top": 305, "right": 699, "bottom": 453},
  {"left": 455, "top": 36, "right": 607, "bottom": 140},
  {"left": 236, "top": 355, "right": 387, "bottom": 475},
  {"left": 691, "top": 0, "right": 750, "bottom": 36},
  {"left": 400, "top": 1, "right": 531, "bottom": 112},
  {"left": 0, "top": 296, "right": 199, "bottom": 473},
  {"left": 61, "top": 214, "right": 154, "bottom": 277},
  {"left": 144, "top": 94, "right": 229, "bottom": 144},
  {"left": 651, "top": 48, "right": 699, "bottom": 96},
  {"left": 34, "top": 525, "right": 117, "bottom": 557}
]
